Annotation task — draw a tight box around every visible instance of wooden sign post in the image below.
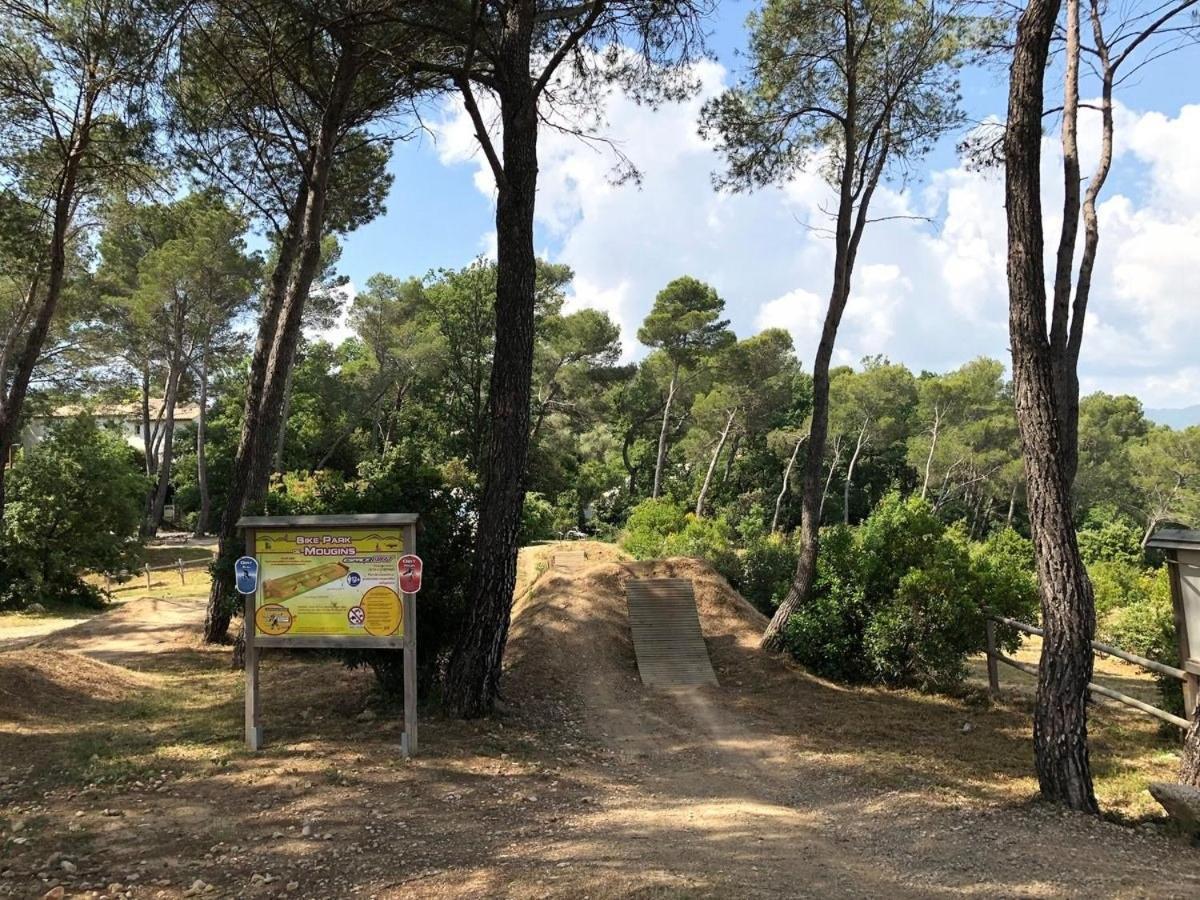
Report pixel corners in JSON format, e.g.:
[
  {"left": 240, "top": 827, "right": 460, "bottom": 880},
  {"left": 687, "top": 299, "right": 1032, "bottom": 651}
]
[{"left": 237, "top": 513, "right": 420, "bottom": 755}]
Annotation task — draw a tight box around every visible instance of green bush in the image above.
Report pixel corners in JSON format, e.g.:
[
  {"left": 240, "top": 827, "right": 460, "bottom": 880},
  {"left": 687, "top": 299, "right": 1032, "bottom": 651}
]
[
  {"left": 519, "top": 492, "right": 556, "bottom": 543},
  {"left": 660, "top": 514, "right": 742, "bottom": 584},
  {"left": 264, "top": 448, "right": 474, "bottom": 698},
  {"left": 738, "top": 531, "right": 798, "bottom": 614},
  {"left": 1097, "top": 565, "right": 1182, "bottom": 715},
  {"left": 785, "top": 494, "right": 1038, "bottom": 691},
  {"left": 1077, "top": 510, "right": 1144, "bottom": 567},
  {"left": 0, "top": 415, "right": 147, "bottom": 609},
  {"left": 620, "top": 497, "right": 687, "bottom": 559}
]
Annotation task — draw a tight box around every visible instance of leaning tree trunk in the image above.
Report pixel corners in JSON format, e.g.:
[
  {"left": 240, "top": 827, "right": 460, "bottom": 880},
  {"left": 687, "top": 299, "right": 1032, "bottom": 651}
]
[
  {"left": 696, "top": 409, "right": 736, "bottom": 518},
  {"left": 203, "top": 44, "right": 360, "bottom": 644},
  {"left": 1005, "top": 0, "right": 1098, "bottom": 814},
  {"left": 443, "top": 40, "right": 540, "bottom": 718},
  {"left": 761, "top": 263, "right": 852, "bottom": 650},
  {"left": 0, "top": 128, "right": 88, "bottom": 521},
  {"left": 771, "top": 432, "right": 806, "bottom": 533},
  {"left": 651, "top": 365, "right": 679, "bottom": 499},
  {"left": 271, "top": 360, "right": 296, "bottom": 474}
]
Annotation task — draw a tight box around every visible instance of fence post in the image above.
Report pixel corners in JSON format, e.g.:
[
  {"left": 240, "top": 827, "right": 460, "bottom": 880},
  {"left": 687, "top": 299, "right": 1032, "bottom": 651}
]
[
  {"left": 178, "top": 558, "right": 185, "bottom": 585},
  {"left": 145, "top": 566, "right": 152, "bottom": 591},
  {"left": 985, "top": 618, "right": 1000, "bottom": 698}
]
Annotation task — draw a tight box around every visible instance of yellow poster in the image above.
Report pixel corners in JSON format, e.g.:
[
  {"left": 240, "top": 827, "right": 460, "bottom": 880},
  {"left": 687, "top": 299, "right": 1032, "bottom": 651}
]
[{"left": 253, "top": 527, "right": 405, "bottom": 638}]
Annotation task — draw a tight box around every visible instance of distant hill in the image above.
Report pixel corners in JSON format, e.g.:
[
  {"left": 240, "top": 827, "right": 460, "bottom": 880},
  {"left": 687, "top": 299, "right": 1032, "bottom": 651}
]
[{"left": 1146, "top": 406, "right": 1200, "bottom": 429}]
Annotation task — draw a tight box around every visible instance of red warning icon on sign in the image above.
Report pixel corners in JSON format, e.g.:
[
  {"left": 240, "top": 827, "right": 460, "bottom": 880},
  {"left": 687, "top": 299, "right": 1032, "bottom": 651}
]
[{"left": 398, "top": 554, "right": 423, "bottom": 593}]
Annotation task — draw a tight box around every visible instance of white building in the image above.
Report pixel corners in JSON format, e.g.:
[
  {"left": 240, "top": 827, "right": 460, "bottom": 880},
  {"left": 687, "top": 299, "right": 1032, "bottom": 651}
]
[{"left": 21, "top": 402, "right": 202, "bottom": 459}]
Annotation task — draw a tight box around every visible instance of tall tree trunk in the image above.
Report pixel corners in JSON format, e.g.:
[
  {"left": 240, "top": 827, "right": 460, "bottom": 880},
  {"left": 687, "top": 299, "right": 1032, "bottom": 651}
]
[
  {"left": 762, "top": 261, "right": 853, "bottom": 650},
  {"left": 194, "top": 344, "right": 211, "bottom": 538},
  {"left": 696, "top": 409, "right": 736, "bottom": 518},
  {"left": 772, "top": 432, "right": 806, "bottom": 533},
  {"left": 1007, "top": 482, "right": 1018, "bottom": 528},
  {"left": 203, "top": 47, "right": 358, "bottom": 644},
  {"left": 1005, "top": 0, "right": 1098, "bottom": 814},
  {"left": 842, "top": 421, "right": 868, "bottom": 525},
  {"left": 272, "top": 360, "right": 297, "bottom": 474},
  {"left": 760, "top": 52, "right": 888, "bottom": 649},
  {"left": 145, "top": 355, "right": 182, "bottom": 537},
  {"left": 720, "top": 432, "right": 741, "bottom": 484},
  {"left": 141, "top": 366, "right": 155, "bottom": 475},
  {"left": 652, "top": 365, "right": 679, "bottom": 499},
  {"left": 443, "top": 13, "right": 539, "bottom": 717}
]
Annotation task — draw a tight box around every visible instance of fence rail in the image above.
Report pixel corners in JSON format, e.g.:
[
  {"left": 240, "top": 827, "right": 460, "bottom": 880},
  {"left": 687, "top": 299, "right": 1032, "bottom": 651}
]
[
  {"left": 102, "top": 556, "right": 212, "bottom": 589},
  {"left": 984, "top": 615, "right": 1193, "bottom": 731}
]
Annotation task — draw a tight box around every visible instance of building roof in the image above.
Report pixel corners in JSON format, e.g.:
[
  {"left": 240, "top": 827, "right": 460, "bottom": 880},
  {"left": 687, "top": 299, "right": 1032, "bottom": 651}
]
[
  {"left": 1145, "top": 528, "right": 1200, "bottom": 550},
  {"left": 38, "top": 402, "right": 203, "bottom": 421}
]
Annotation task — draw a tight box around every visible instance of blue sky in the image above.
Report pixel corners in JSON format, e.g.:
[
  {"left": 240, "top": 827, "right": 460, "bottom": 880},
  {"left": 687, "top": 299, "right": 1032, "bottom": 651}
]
[{"left": 332, "top": 3, "right": 1200, "bottom": 409}]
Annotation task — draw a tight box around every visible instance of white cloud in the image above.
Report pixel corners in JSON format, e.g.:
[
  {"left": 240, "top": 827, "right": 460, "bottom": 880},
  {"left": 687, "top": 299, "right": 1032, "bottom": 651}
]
[{"left": 432, "top": 64, "right": 1200, "bottom": 407}]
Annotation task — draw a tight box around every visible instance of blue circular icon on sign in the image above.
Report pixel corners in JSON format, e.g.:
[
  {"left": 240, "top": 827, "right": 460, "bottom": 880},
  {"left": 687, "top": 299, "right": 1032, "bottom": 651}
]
[
  {"left": 235, "top": 556, "right": 259, "bottom": 595},
  {"left": 347, "top": 572, "right": 361, "bottom": 587}
]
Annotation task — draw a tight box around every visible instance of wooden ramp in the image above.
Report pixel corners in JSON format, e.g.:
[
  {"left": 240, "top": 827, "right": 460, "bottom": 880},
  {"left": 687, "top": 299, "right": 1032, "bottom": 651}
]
[{"left": 625, "top": 578, "right": 718, "bottom": 687}]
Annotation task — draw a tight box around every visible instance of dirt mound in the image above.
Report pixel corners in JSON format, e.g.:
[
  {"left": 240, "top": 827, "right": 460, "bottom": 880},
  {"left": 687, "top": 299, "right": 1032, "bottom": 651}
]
[
  {"left": 506, "top": 548, "right": 791, "bottom": 707},
  {"left": 0, "top": 649, "right": 153, "bottom": 723}
]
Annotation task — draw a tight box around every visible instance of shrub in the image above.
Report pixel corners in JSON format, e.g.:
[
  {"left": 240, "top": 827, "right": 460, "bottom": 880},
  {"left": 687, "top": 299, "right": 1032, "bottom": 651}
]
[
  {"left": 0, "top": 415, "right": 147, "bottom": 610},
  {"left": 865, "top": 536, "right": 981, "bottom": 690},
  {"left": 620, "top": 498, "right": 687, "bottom": 559},
  {"left": 660, "top": 514, "right": 742, "bottom": 584},
  {"left": 738, "top": 531, "right": 798, "bottom": 615},
  {"left": 519, "top": 492, "right": 556, "bottom": 543},
  {"left": 1098, "top": 565, "right": 1182, "bottom": 715},
  {"left": 785, "top": 494, "right": 1037, "bottom": 692},
  {"left": 1077, "top": 510, "right": 1144, "bottom": 567}
]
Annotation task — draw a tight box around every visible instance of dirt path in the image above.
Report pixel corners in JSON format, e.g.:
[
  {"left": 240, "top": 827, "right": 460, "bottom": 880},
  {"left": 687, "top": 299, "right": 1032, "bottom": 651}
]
[{"left": 2, "top": 543, "right": 1199, "bottom": 898}]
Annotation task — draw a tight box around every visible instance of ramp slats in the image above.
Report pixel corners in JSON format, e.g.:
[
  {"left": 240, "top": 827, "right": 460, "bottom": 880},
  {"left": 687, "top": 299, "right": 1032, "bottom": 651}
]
[{"left": 625, "top": 578, "right": 718, "bottom": 687}]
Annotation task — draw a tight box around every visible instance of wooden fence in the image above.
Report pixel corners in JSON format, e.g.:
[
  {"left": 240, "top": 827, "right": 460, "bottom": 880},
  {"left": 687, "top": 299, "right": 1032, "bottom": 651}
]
[
  {"left": 103, "top": 556, "right": 212, "bottom": 590},
  {"left": 984, "top": 614, "right": 1195, "bottom": 730}
]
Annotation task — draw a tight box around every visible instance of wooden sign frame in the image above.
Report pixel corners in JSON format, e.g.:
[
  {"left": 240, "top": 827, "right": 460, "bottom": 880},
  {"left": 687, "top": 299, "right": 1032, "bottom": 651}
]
[
  {"left": 237, "top": 513, "right": 419, "bottom": 756},
  {"left": 1146, "top": 528, "right": 1200, "bottom": 718}
]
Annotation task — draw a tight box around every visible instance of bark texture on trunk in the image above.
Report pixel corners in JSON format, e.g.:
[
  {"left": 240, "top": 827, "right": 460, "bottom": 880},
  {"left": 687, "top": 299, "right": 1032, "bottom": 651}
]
[
  {"left": 443, "top": 9, "right": 539, "bottom": 717},
  {"left": 1182, "top": 703, "right": 1200, "bottom": 788},
  {"left": 1005, "top": 0, "right": 1098, "bottom": 815},
  {"left": 203, "top": 47, "right": 358, "bottom": 644},
  {"left": 651, "top": 366, "right": 678, "bottom": 499}
]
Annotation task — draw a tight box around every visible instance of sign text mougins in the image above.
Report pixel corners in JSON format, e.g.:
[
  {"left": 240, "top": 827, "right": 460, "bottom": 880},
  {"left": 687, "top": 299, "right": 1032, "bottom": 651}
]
[{"left": 253, "top": 526, "right": 406, "bottom": 639}]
